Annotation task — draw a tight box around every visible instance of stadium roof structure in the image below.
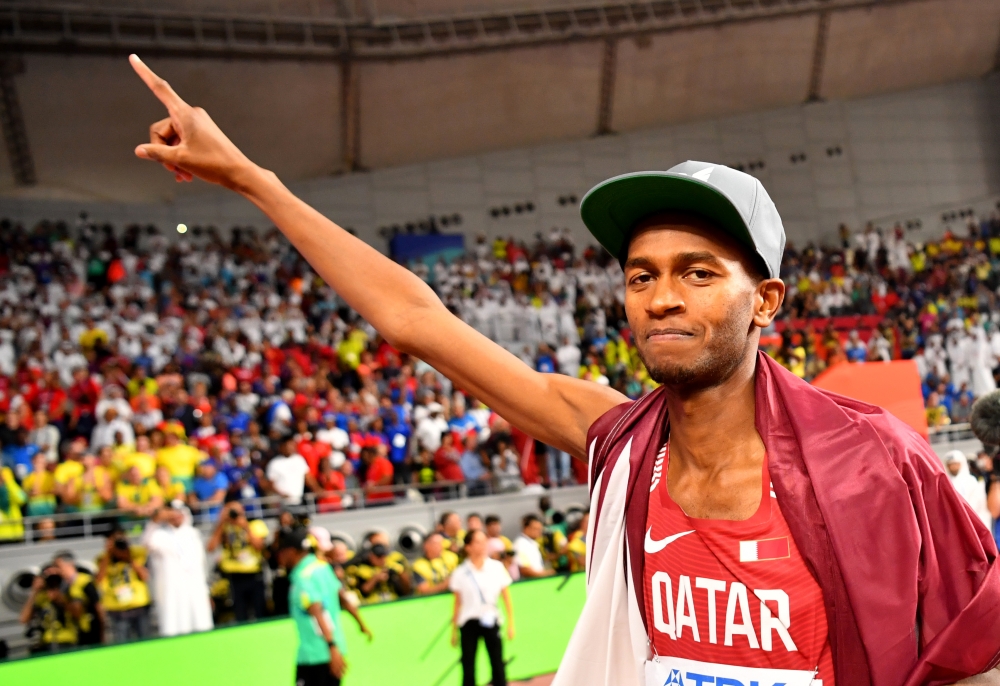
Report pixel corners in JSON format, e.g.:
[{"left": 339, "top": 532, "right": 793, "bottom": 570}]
[{"left": 0, "top": 0, "right": 998, "bottom": 201}]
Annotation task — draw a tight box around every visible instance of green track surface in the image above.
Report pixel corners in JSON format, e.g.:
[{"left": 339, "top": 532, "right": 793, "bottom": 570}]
[{"left": 0, "top": 573, "right": 586, "bottom": 686}]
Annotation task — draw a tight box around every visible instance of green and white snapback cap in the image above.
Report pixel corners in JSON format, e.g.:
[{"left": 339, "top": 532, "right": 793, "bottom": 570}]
[{"left": 579, "top": 160, "right": 786, "bottom": 279}]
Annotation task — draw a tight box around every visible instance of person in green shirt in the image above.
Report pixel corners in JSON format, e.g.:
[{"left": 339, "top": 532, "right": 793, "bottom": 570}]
[{"left": 277, "top": 527, "right": 349, "bottom": 686}]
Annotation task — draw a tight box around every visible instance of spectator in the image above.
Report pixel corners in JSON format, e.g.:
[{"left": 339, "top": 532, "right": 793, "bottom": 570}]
[
  {"left": 415, "top": 402, "right": 448, "bottom": 453},
  {"left": 360, "top": 445, "right": 394, "bottom": 506},
  {"left": 266, "top": 438, "right": 316, "bottom": 507},
  {"left": 0, "top": 462, "right": 26, "bottom": 543},
  {"left": 434, "top": 432, "right": 464, "bottom": 486},
  {"left": 144, "top": 503, "right": 213, "bottom": 637},
  {"left": 96, "top": 528, "right": 152, "bottom": 643},
  {"left": 28, "top": 410, "right": 60, "bottom": 465},
  {"left": 315, "top": 457, "right": 346, "bottom": 512},
  {"left": 207, "top": 501, "right": 269, "bottom": 622},
  {"left": 189, "top": 460, "right": 228, "bottom": 522},
  {"left": 944, "top": 451, "right": 991, "bottom": 530},
  {"left": 459, "top": 435, "right": 489, "bottom": 495},
  {"left": 64, "top": 453, "right": 113, "bottom": 514},
  {"left": 155, "top": 429, "right": 204, "bottom": 490},
  {"left": 116, "top": 465, "right": 164, "bottom": 522},
  {"left": 513, "top": 514, "right": 553, "bottom": 578},
  {"left": 412, "top": 532, "right": 459, "bottom": 595},
  {"left": 23, "top": 453, "right": 57, "bottom": 518},
  {"left": 491, "top": 438, "right": 524, "bottom": 493}
]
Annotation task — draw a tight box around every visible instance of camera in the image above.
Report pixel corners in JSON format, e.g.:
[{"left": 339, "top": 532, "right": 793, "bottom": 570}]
[
  {"left": 228, "top": 508, "right": 239, "bottom": 520},
  {"left": 113, "top": 538, "right": 130, "bottom": 551},
  {"left": 43, "top": 573, "right": 62, "bottom": 590}
]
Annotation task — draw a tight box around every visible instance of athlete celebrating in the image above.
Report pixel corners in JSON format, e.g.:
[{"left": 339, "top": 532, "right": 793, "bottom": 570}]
[{"left": 128, "top": 55, "right": 999, "bottom": 686}]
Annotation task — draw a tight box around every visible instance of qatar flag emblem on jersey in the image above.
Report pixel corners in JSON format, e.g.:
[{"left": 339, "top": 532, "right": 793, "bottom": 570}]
[{"left": 739, "top": 536, "right": 790, "bottom": 562}]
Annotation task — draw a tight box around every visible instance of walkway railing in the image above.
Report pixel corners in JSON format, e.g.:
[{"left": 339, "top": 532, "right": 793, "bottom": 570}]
[{"left": 15, "top": 478, "right": 491, "bottom": 544}]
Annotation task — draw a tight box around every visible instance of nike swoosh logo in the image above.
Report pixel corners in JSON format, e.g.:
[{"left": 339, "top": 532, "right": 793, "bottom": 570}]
[{"left": 644, "top": 528, "right": 695, "bottom": 554}]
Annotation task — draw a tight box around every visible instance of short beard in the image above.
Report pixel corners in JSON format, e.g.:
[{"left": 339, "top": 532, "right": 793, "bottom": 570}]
[{"left": 636, "top": 310, "right": 754, "bottom": 393}]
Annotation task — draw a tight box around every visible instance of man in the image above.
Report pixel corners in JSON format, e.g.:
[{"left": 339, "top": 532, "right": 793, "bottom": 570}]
[
  {"left": 206, "top": 501, "right": 269, "bottom": 622},
  {"left": 513, "top": 514, "right": 554, "bottom": 579},
  {"left": 412, "top": 532, "right": 460, "bottom": 595},
  {"left": 275, "top": 527, "right": 348, "bottom": 686},
  {"left": 52, "top": 551, "right": 102, "bottom": 646},
  {"left": 267, "top": 438, "right": 316, "bottom": 507},
  {"left": 189, "top": 459, "right": 228, "bottom": 522},
  {"left": 945, "top": 450, "right": 992, "bottom": 530},
  {"left": 95, "top": 528, "right": 152, "bottom": 643},
  {"left": 359, "top": 445, "right": 394, "bottom": 505},
  {"left": 345, "top": 541, "right": 412, "bottom": 603},
  {"left": 129, "top": 57, "right": 1000, "bottom": 684},
  {"left": 438, "top": 511, "right": 465, "bottom": 555},
  {"left": 484, "top": 514, "right": 513, "bottom": 560},
  {"left": 143, "top": 502, "right": 213, "bottom": 636},
  {"left": 155, "top": 429, "right": 204, "bottom": 490}
]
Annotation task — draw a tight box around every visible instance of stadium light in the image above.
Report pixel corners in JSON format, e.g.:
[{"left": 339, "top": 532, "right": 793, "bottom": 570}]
[{"left": 176, "top": 223, "right": 188, "bottom": 234}]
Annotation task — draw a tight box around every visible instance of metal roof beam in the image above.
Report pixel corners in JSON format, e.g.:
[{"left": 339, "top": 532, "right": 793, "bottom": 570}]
[{"left": 0, "top": 0, "right": 925, "bottom": 62}]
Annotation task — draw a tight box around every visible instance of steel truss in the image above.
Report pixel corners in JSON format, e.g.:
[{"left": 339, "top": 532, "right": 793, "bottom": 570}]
[{"left": 0, "top": 0, "right": 915, "bottom": 62}]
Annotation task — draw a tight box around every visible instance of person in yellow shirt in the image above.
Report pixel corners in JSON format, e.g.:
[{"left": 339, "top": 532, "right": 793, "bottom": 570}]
[
  {"left": 156, "top": 431, "right": 204, "bottom": 489},
  {"left": 19, "top": 566, "right": 79, "bottom": 652},
  {"left": 412, "top": 532, "right": 459, "bottom": 595},
  {"left": 155, "top": 465, "right": 186, "bottom": 503},
  {"left": 118, "top": 435, "right": 158, "bottom": 480},
  {"left": 23, "top": 454, "right": 57, "bottom": 517},
  {"left": 64, "top": 454, "right": 113, "bottom": 513},
  {"left": 566, "top": 511, "right": 589, "bottom": 573},
  {"left": 207, "top": 501, "right": 269, "bottom": 622},
  {"left": 96, "top": 528, "right": 152, "bottom": 642},
  {"left": 0, "top": 464, "right": 26, "bottom": 542},
  {"left": 116, "top": 466, "right": 164, "bottom": 520},
  {"left": 53, "top": 442, "right": 86, "bottom": 506}
]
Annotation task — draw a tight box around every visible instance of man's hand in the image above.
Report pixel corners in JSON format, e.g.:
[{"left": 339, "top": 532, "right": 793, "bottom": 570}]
[
  {"left": 130, "top": 55, "right": 257, "bottom": 192},
  {"left": 329, "top": 646, "right": 347, "bottom": 679},
  {"left": 450, "top": 624, "right": 459, "bottom": 647},
  {"left": 506, "top": 622, "right": 515, "bottom": 641}
]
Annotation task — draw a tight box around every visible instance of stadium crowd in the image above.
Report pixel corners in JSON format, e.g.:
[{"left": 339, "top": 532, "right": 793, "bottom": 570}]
[
  {"left": 1, "top": 214, "right": 1000, "bottom": 542},
  {"left": 0, "top": 208, "right": 1000, "bottom": 654}
]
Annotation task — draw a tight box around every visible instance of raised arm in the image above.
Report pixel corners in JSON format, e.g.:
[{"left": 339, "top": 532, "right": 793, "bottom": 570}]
[{"left": 129, "top": 55, "right": 625, "bottom": 458}]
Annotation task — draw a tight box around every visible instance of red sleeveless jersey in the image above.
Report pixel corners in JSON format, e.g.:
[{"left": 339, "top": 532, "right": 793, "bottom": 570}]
[{"left": 643, "top": 444, "right": 835, "bottom": 684}]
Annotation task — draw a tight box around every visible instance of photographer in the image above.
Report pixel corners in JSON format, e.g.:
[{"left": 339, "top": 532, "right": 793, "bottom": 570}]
[
  {"left": 206, "top": 501, "right": 269, "bottom": 622},
  {"left": 96, "top": 527, "right": 152, "bottom": 643},
  {"left": 19, "top": 566, "right": 78, "bottom": 653},
  {"left": 345, "top": 542, "right": 412, "bottom": 604}
]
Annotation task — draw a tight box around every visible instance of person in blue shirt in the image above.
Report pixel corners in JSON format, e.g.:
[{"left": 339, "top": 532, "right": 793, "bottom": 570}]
[
  {"left": 535, "top": 344, "right": 556, "bottom": 374},
  {"left": 458, "top": 435, "right": 489, "bottom": 496},
  {"left": 277, "top": 527, "right": 348, "bottom": 686},
  {"left": 3, "top": 429, "right": 39, "bottom": 482},
  {"left": 385, "top": 419, "right": 411, "bottom": 484},
  {"left": 189, "top": 460, "right": 229, "bottom": 523}
]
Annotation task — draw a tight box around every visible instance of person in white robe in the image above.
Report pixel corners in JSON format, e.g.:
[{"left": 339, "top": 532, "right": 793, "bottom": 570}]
[
  {"left": 971, "top": 325, "right": 997, "bottom": 397},
  {"left": 944, "top": 450, "right": 992, "bottom": 530},
  {"left": 143, "top": 504, "right": 214, "bottom": 637}
]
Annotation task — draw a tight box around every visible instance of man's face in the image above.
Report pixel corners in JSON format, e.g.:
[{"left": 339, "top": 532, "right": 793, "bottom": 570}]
[
  {"left": 524, "top": 520, "right": 543, "bottom": 539},
  {"left": 424, "top": 534, "right": 443, "bottom": 559},
  {"left": 623, "top": 215, "right": 782, "bottom": 392},
  {"left": 947, "top": 461, "right": 962, "bottom": 476}
]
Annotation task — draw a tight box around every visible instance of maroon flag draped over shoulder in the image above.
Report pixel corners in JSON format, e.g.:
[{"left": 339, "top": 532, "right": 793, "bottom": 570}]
[{"left": 587, "top": 351, "right": 1000, "bottom": 686}]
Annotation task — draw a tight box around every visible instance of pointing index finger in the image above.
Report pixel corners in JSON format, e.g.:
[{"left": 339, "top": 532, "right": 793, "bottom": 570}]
[{"left": 129, "top": 54, "right": 188, "bottom": 113}]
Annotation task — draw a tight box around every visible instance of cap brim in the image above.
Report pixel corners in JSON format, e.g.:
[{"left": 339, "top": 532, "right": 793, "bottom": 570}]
[{"left": 580, "top": 172, "right": 755, "bottom": 267}]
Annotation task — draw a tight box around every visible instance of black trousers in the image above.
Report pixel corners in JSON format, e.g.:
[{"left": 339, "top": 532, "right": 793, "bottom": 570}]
[
  {"left": 295, "top": 662, "right": 340, "bottom": 686},
  {"left": 460, "top": 620, "right": 506, "bottom": 686},
  {"left": 228, "top": 572, "right": 266, "bottom": 622}
]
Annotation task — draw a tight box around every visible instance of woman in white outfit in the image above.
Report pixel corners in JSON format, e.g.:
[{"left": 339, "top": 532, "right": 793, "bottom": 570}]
[{"left": 450, "top": 529, "right": 515, "bottom": 686}]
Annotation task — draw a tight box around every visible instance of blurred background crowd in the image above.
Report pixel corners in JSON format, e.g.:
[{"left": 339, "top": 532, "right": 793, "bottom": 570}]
[{"left": 2, "top": 212, "right": 1000, "bottom": 545}]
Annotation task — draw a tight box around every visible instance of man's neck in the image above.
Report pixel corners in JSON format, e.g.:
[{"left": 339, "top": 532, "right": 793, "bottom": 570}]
[{"left": 664, "top": 352, "right": 762, "bottom": 477}]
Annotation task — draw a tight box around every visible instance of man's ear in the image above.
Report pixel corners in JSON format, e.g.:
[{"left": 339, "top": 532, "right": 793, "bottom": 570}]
[{"left": 752, "top": 278, "right": 785, "bottom": 328}]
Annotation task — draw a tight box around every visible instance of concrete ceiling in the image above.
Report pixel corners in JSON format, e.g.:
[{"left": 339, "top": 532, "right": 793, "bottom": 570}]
[{"left": 2, "top": 0, "right": 999, "bottom": 203}]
